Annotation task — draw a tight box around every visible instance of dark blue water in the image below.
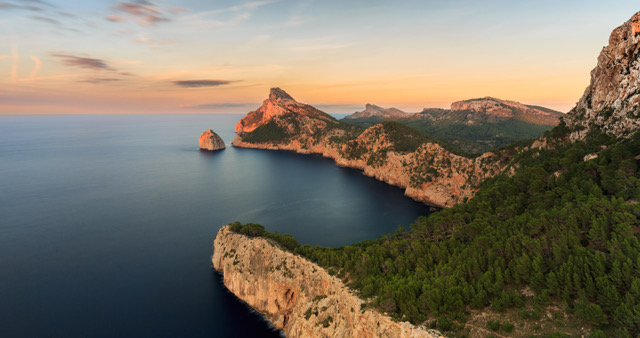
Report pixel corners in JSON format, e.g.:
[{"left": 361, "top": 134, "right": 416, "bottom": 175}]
[{"left": 0, "top": 114, "right": 430, "bottom": 337}]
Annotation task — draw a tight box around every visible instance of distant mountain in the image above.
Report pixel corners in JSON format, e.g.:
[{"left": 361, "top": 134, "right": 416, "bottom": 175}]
[
  {"left": 445, "top": 97, "right": 563, "bottom": 125},
  {"left": 344, "top": 104, "right": 410, "bottom": 120},
  {"left": 343, "top": 97, "right": 564, "bottom": 153}
]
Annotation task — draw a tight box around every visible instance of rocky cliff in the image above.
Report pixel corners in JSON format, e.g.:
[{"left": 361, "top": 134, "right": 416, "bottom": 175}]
[
  {"left": 345, "top": 104, "right": 410, "bottom": 120},
  {"left": 343, "top": 98, "right": 562, "bottom": 153},
  {"left": 235, "top": 88, "right": 335, "bottom": 133},
  {"left": 564, "top": 11, "right": 640, "bottom": 140},
  {"left": 446, "top": 97, "right": 562, "bottom": 125},
  {"left": 212, "top": 225, "right": 443, "bottom": 338},
  {"left": 199, "top": 129, "right": 226, "bottom": 151},
  {"left": 232, "top": 88, "right": 508, "bottom": 207}
]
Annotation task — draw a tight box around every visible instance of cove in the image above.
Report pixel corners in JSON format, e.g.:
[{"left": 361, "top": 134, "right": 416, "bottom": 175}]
[{"left": 0, "top": 114, "right": 430, "bottom": 337}]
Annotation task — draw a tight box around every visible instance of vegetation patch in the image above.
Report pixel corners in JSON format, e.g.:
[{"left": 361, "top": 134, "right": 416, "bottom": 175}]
[
  {"left": 242, "top": 121, "right": 291, "bottom": 144},
  {"left": 294, "top": 127, "right": 640, "bottom": 336},
  {"left": 229, "top": 222, "right": 298, "bottom": 251}
]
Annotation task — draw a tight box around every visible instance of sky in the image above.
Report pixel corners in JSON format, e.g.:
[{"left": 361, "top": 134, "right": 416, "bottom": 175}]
[{"left": 1, "top": 0, "right": 639, "bottom": 115}]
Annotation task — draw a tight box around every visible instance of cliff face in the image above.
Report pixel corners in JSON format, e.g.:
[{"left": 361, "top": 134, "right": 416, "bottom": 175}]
[
  {"left": 235, "top": 88, "right": 335, "bottom": 133},
  {"left": 345, "top": 104, "right": 410, "bottom": 120},
  {"left": 199, "top": 129, "right": 226, "bottom": 151},
  {"left": 448, "top": 97, "right": 563, "bottom": 125},
  {"left": 212, "top": 226, "right": 443, "bottom": 338},
  {"left": 232, "top": 88, "right": 507, "bottom": 207},
  {"left": 564, "top": 11, "right": 640, "bottom": 140}
]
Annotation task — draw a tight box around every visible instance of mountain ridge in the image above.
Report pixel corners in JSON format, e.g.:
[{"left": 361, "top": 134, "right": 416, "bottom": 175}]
[
  {"left": 343, "top": 97, "right": 563, "bottom": 153},
  {"left": 345, "top": 104, "right": 410, "bottom": 119},
  {"left": 232, "top": 88, "right": 508, "bottom": 208}
]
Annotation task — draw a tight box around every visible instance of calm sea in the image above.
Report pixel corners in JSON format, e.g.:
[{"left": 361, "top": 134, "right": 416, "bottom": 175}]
[{"left": 0, "top": 114, "right": 430, "bottom": 337}]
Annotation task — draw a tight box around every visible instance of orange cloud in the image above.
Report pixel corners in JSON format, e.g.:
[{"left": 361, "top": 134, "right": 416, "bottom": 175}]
[{"left": 30, "top": 56, "right": 42, "bottom": 78}]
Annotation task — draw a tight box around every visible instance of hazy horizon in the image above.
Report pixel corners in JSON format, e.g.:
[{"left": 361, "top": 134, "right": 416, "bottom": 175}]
[{"left": 2, "top": 0, "right": 639, "bottom": 115}]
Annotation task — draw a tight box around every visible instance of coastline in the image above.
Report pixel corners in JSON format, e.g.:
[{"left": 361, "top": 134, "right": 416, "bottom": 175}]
[
  {"left": 212, "top": 225, "right": 443, "bottom": 337},
  {"left": 231, "top": 135, "right": 502, "bottom": 208}
]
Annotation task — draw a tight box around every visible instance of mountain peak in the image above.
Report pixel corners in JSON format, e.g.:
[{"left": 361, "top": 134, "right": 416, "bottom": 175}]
[
  {"left": 235, "top": 88, "right": 333, "bottom": 133},
  {"left": 564, "top": 11, "right": 640, "bottom": 140},
  {"left": 269, "top": 87, "right": 295, "bottom": 102}
]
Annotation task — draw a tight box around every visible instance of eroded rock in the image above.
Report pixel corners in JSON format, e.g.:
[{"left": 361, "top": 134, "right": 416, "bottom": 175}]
[{"left": 199, "top": 129, "right": 226, "bottom": 151}]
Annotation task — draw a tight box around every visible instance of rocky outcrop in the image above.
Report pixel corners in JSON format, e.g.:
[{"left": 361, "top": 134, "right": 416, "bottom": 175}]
[
  {"left": 448, "top": 97, "right": 563, "bottom": 125},
  {"left": 232, "top": 89, "right": 508, "bottom": 208},
  {"left": 345, "top": 104, "right": 410, "bottom": 119},
  {"left": 564, "top": 11, "right": 640, "bottom": 140},
  {"left": 212, "top": 225, "right": 443, "bottom": 338},
  {"left": 199, "top": 129, "right": 226, "bottom": 151},
  {"left": 235, "top": 87, "right": 335, "bottom": 133}
]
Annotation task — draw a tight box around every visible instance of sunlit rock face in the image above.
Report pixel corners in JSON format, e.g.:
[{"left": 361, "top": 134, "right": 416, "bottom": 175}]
[
  {"left": 199, "top": 129, "right": 225, "bottom": 151},
  {"left": 345, "top": 104, "right": 410, "bottom": 119},
  {"left": 232, "top": 88, "right": 507, "bottom": 208},
  {"left": 234, "top": 87, "right": 333, "bottom": 133},
  {"left": 450, "top": 97, "right": 563, "bottom": 125},
  {"left": 564, "top": 11, "right": 640, "bottom": 140},
  {"left": 212, "top": 225, "right": 444, "bottom": 338}
]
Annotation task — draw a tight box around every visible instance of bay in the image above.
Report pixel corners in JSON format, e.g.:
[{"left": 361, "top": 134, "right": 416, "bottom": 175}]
[{"left": 0, "top": 114, "right": 430, "bottom": 337}]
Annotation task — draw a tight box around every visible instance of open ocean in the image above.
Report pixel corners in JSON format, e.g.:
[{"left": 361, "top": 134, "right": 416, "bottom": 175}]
[{"left": 0, "top": 114, "right": 430, "bottom": 337}]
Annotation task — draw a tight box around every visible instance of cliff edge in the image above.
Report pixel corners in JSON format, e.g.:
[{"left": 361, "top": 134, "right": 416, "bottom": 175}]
[
  {"left": 212, "top": 225, "right": 442, "bottom": 337},
  {"left": 564, "top": 12, "right": 640, "bottom": 140},
  {"left": 232, "top": 88, "right": 508, "bottom": 208}
]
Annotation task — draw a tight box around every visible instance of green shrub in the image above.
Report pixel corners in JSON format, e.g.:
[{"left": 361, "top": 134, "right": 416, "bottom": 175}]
[{"left": 487, "top": 320, "right": 501, "bottom": 331}]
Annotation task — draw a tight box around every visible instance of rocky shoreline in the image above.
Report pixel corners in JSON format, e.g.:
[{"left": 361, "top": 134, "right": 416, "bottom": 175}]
[
  {"left": 231, "top": 134, "right": 501, "bottom": 209},
  {"left": 212, "top": 225, "right": 443, "bottom": 337}
]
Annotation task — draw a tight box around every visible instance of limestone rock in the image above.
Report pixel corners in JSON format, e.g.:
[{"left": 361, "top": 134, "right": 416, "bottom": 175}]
[
  {"left": 345, "top": 103, "right": 410, "bottom": 119},
  {"left": 213, "top": 225, "right": 443, "bottom": 338},
  {"left": 234, "top": 87, "right": 334, "bottom": 133},
  {"left": 449, "top": 97, "right": 563, "bottom": 125},
  {"left": 199, "top": 129, "right": 226, "bottom": 151},
  {"left": 564, "top": 11, "right": 640, "bottom": 140},
  {"left": 232, "top": 88, "right": 508, "bottom": 208}
]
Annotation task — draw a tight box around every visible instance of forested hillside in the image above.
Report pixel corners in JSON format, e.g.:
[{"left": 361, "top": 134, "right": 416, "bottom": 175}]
[
  {"left": 343, "top": 98, "right": 563, "bottom": 154},
  {"left": 236, "top": 125, "right": 640, "bottom": 336},
  {"left": 295, "top": 125, "right": 640, "bottom": 336}
]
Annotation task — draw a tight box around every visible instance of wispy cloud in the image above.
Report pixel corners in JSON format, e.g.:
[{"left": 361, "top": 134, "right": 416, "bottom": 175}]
[
  {"left": 172, "top": 79, "right": 236, "bottom": 88},
  {"left": 0, "top": 1, "right": 42, "bottom": 11},
  {"left": 132, "top": 36, "right": 176, "bottom": 48},
  {"left": 55, "top": 11, "right": 75, "bottom": 17},
  {"left": 52, "top": 53, "right": 115, "bottom": 71},
  {"left": 112, "top": 1, "right": 170, "bottom": 26},
  {"left": 178, "top": 0, "right": 276, "bottom": 30},
  {"left": 105, "top": 15, "right": 124, "bottom": 22},
  {"left": 11, "top": 44, "right": 19, "bottom": 82},
  {"left": 30, "top": 56, "right": 41, "bottom": 78},
  {"left": 20, "top": 0, "right": 55, "bottom": 7},
  {"left": 79, "top": 77, "right": 124, "bottom": 84},
  {"left": 30, "top": 15, "right": 60, "bottom": 25},
  {"left": 180, "top": 103, "right": 251, "bottom": 109},
  {"left": 168, "top": 6, "right": 187, "bottom": 14}
]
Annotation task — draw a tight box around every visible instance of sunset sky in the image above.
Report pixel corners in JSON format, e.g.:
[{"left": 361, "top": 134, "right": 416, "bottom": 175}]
[{"left": 1, "top": 0, "right": 639, "bottom": 115}]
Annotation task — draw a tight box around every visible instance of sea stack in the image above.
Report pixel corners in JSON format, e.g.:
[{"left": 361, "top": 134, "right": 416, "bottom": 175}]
[{"left": 199, "top": 129, "right": 226, "bottom": 151}]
